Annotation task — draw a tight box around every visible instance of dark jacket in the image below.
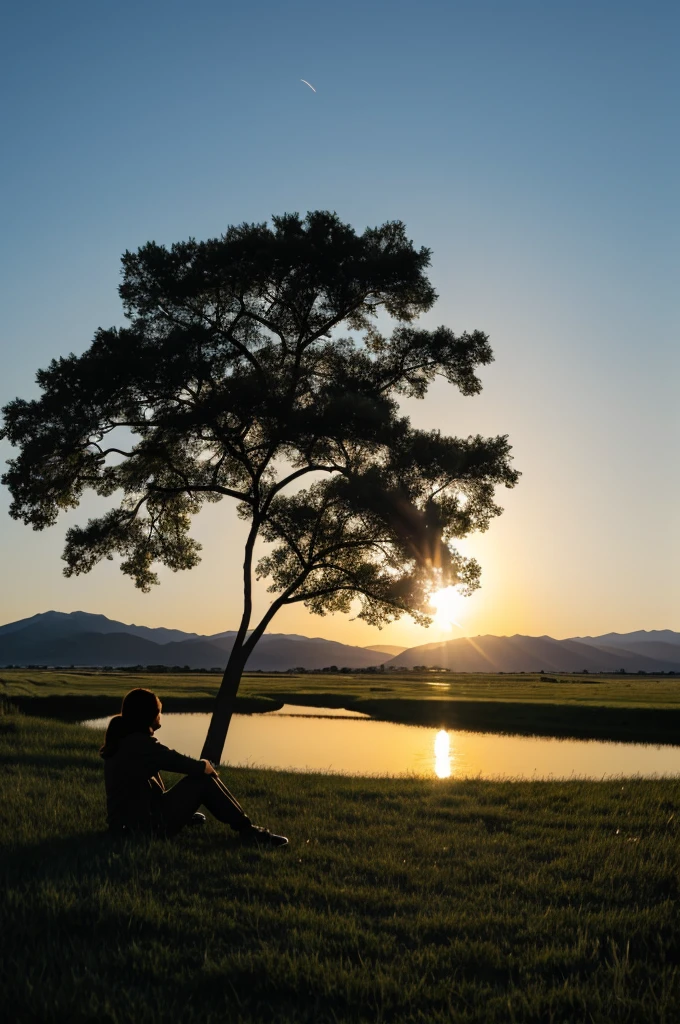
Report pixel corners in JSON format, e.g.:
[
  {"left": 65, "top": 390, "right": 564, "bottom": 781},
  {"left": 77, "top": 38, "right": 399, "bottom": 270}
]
[{"left": 103, "top": 732, "right": 205, "bottom": 829}]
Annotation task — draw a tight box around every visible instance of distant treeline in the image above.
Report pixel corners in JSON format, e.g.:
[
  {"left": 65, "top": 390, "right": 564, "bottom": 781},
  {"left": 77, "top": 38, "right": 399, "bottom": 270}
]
[{"left": 2, "top": 663, "right": 677, "bottom": 676}]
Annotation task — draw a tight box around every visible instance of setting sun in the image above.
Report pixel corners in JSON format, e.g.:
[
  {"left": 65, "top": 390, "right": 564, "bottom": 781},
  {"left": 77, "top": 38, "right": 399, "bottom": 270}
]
[{"left": 429, "top": 586, "right": 465, "bottom": 629}]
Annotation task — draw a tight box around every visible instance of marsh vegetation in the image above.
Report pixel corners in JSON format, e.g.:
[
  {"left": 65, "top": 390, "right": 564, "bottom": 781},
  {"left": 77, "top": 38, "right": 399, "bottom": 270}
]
[{"left": 4, "top": 668, "right": 680, "bottom": 745}]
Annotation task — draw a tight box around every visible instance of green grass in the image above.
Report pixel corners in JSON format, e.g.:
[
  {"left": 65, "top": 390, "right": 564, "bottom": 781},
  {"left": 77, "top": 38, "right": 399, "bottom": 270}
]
[
  {"left": 1, "top": 711, "right": 680, "bottom": 1022},
  {"left": 4, "top": 667, "right": 680, "bottom": 707},
  {"left": 4, "top": 668, "right": 680, "bottom": 745}
]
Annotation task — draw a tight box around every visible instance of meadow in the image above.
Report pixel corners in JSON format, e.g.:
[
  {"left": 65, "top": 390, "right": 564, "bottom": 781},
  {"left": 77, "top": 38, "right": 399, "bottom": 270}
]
[
  {"left": 3, "top": 668, "right": 680, "bottom": 744},
  {"left": 1, "top": 709, "right": 679, "bottom": 1023}
]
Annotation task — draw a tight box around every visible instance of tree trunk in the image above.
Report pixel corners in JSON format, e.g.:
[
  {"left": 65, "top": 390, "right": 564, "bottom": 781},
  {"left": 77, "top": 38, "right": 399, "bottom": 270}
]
[{"left": 200, "top": 648, "right": 248, "bottom": 764}]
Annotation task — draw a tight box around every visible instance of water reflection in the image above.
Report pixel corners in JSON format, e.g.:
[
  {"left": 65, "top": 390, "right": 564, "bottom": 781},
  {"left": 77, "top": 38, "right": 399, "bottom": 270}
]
[
  {"left": 81, "top": 707, "right": 680, "bottom": 780},
  {"left": 434, "top": 730, "right": 451, "bottom": 778},
  {"left": 268, "top": 704, "right": 369, "bottom": 718}
]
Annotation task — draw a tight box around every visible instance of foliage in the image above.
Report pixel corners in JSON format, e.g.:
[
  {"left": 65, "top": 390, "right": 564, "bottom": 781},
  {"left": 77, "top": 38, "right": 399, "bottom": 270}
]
[{"left": 1, "top": 213, "right": 517, "bottom": 637}]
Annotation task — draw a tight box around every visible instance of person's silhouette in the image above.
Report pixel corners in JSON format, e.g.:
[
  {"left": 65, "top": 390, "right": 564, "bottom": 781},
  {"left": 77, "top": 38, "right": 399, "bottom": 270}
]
[{"left": 100, "top": 688, "right": 287, "bottom": 847}]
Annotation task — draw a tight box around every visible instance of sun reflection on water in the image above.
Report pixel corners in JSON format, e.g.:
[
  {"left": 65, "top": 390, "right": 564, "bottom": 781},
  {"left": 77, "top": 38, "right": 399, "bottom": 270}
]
[
  {"left": 434, "top": 729, "right": 451, "bottom": 778},
  {"left": 81, "top": 712, "right": 680, "bottom": 779}
]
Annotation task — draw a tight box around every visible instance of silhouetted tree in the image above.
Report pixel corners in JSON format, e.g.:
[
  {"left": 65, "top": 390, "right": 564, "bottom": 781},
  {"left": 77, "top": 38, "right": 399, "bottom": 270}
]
[{"left": 1, "top": 212, "right": 519, "bottom": 762}]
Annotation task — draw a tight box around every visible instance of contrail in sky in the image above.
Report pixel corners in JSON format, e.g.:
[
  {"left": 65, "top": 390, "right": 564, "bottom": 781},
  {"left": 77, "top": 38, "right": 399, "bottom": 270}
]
[{"left": 300, "top": 79, "right": 316, "bottom": 92}]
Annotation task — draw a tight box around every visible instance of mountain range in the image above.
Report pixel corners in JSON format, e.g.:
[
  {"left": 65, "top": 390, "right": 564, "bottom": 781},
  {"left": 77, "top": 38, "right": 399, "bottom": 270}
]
[
  {"left": 0, "top": 611, "right": 395, "bottom": 671},
  {"left": 388, "top": 632, "right": 680, "bottom": 673},
  {"left": 0, "top": 611, "right": 678, "bottom": 673}
]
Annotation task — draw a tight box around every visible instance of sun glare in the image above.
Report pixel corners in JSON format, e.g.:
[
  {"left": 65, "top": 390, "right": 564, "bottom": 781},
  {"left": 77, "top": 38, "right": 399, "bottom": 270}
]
[
  {"left": 429, "top": 586, "right": 465, "bottom": 629},
  {"left": 434, "top": 729, "right": 451, "bottom": 778}
]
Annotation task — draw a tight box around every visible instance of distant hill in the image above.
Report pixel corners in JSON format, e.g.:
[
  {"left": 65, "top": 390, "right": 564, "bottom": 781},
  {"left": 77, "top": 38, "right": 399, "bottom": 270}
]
[
  {"left": 0, "top": 610, "right": 200, "bottom": 646},
  {"left": 0, "top": 629, "right": 225, "bottom": 670},
  {"left": 1, "top": 612, "right": 677, "bottom": 673},
  {"left": 177, "top": 633, "right": 387, "bottom": 670},
  {"left": 570, "top": 630, "right": 680, "bottom": 649},
  {"left": 386, "top": 633, "right": 680, "bottom": 673},
  {"left": 593, "top": 642, "right": 680, "bottom": 663},
  {"left": 0, "top": 611, "right": 386, "bottom": 670}
]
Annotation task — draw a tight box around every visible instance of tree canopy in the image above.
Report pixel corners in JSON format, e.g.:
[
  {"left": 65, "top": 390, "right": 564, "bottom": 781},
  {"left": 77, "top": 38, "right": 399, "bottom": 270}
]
[{"left": 1, "top": 211, "right": 519, "bottom": 758}]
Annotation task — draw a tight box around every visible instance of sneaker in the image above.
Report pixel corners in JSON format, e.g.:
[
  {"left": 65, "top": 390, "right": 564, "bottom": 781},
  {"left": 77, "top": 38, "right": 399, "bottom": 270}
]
[{"left": 240, "top": 824, "right": 288, "bottom": 848}]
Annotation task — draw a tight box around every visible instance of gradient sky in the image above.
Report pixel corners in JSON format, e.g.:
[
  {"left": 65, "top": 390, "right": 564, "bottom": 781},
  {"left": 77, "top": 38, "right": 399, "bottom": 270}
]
[{"left": 1, "top": 0, "right": 677, "bottom": 647}]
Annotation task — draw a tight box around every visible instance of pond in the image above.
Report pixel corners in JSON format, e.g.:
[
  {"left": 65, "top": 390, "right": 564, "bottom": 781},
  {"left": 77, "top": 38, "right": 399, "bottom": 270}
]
[{"left": 82, "top": 706, "right": 680, "bottom": 780}]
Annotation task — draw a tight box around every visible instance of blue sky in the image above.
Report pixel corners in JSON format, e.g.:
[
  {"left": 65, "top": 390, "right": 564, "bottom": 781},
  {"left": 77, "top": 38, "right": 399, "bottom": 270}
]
[{"left": 1, "top": 0, "right": 677, "bottom": 644}]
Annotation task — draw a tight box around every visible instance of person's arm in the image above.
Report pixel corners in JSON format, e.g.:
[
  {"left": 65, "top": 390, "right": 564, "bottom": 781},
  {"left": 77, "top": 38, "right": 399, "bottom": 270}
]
[{"left": 147, "top": 738, "right": 208, "bottom": 776}]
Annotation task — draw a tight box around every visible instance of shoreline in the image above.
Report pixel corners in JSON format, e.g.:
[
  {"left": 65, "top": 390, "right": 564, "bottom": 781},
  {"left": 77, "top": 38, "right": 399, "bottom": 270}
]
[{"left": 7, "top": 691, "right": 680, "bottom": 747}]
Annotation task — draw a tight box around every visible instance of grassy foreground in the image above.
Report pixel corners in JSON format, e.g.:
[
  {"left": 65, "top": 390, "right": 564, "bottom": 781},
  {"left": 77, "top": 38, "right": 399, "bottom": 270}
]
[
  {"left": 4, "top": 668, "right": 680, "bottom": 744},
  {"left": 1, "top": 713, "right": 679, "bottom": 1023}
]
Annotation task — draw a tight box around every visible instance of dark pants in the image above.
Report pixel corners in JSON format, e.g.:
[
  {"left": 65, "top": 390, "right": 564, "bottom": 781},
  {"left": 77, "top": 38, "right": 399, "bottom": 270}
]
[{"left": 157, "top": 773, "right": 251, "bottom": 837}]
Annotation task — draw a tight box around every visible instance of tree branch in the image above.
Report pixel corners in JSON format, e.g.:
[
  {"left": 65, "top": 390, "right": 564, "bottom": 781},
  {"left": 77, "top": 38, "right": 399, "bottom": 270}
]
[
  {"left": 148, "top": 483, "right": 251, "bottom": 502},
  {"left": 260, "top": 462, "right": 344, "bottom": 518},
  {"left": 301, "top": 302, "right": 365, "bottom": 349},
  {"left": 282, "top": 584, "right": 357, "bottom": 604},
  {"left": 243, "top": 565, "right": 312, "bottom": 653},
  {"left": 231, "top": 515, "right": 261, "bottom": 652},
  {"left": 87, "top": 445, "right": 135, "bottom": 459},
  {"left": 266, "top": 516, "right": 309, "bottom": 570},
  {"left": 242, "top": 305, "right": 290, "bottom": 353}
]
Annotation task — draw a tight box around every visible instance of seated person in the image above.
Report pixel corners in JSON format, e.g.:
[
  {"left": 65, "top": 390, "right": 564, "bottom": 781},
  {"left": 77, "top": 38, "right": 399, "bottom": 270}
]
[{"left": 100, "top": 687, "right": 287, "bottom": 847}]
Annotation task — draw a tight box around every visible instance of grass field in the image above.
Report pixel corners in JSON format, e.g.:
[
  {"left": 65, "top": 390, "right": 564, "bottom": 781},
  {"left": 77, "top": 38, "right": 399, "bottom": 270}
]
[
  {"left": 4, "top": 667, "right": 680, "bottom": 706},
  {"left": 4, "top": 668, "right": 680, "bottom": 745},
  {"left": 1, "top": 710, "right": 679, "bottom": 1023}
]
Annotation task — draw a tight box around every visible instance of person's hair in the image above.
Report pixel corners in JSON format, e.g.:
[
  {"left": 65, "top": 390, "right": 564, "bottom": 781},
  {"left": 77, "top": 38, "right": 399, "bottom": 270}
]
[{"left": 100, "top": 688, "right": 162, "bottom": 758}]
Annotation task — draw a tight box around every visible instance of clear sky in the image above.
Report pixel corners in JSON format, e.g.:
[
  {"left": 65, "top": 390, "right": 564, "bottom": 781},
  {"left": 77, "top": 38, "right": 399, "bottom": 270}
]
[{"left": 1, "top": 0, "right": 677, "bottom": 647}]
